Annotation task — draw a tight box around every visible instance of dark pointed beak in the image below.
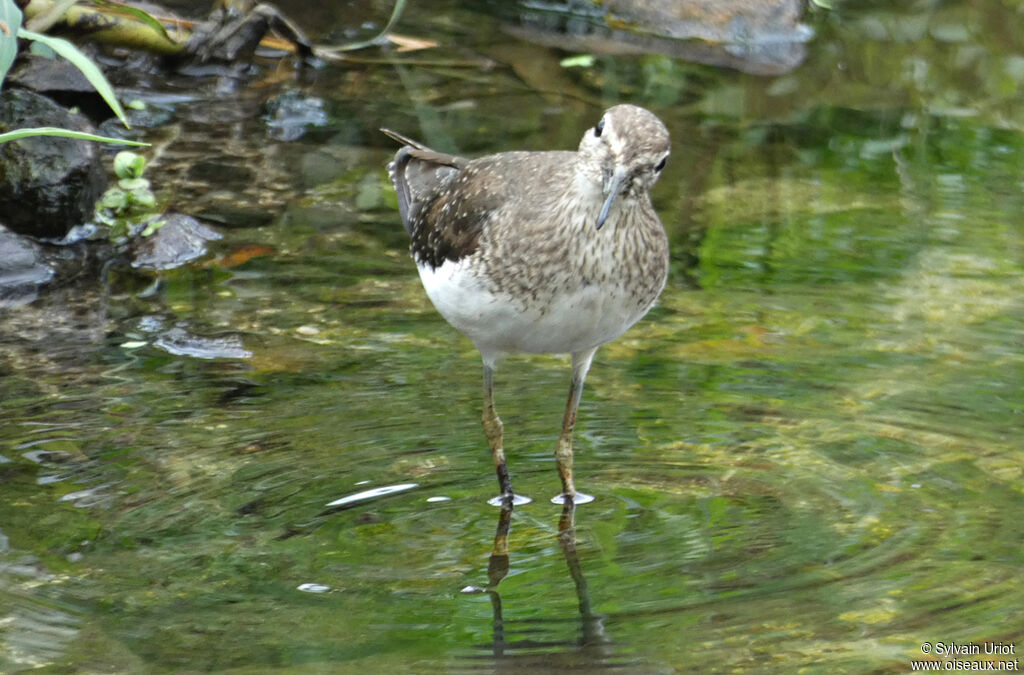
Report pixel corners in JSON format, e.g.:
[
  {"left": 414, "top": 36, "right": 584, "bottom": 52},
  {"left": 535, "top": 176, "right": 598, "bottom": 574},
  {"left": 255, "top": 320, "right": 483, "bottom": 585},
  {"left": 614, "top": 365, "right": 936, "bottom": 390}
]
[{"left": 596, "top": 168, "right": 626, "bottom": 230}]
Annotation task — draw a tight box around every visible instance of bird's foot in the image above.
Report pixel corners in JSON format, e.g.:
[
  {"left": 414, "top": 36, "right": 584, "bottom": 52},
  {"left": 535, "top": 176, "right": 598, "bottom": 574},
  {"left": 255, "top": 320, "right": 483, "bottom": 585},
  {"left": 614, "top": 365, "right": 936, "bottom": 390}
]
[
  {"left": 550, "top": 492, "right": 595, "bottom": 505},
  {"left": 486, "top": 493, "right": 533, "bottom": 507}
]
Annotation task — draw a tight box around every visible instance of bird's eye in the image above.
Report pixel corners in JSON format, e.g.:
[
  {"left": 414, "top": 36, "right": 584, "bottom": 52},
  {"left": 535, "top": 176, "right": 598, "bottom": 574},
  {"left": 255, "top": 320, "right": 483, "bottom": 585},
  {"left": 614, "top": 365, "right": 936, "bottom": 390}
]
[
  {"left": 654, "top": 156, "right": 667, "bottom": 172},
  {"left": 594, "top": 119, "right": 605, "bottom": 138}
]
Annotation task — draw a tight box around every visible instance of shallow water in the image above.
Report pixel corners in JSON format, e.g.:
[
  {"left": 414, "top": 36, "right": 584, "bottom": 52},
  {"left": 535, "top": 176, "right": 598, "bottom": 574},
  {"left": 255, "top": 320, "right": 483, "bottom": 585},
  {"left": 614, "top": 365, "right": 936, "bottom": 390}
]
[{"left": 2, "top": 1, "right": 1023, "bottom": 672}]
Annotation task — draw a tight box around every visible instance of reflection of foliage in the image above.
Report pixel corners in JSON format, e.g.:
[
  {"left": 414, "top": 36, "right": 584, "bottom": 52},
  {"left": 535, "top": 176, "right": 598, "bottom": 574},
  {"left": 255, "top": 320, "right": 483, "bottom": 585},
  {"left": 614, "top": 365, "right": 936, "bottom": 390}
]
[
  {"left": 95, "top": 150, "right": 164, "bottom": 244},
  {"left": 553, "top": 4, "right": 1024, "bottom": 134}
]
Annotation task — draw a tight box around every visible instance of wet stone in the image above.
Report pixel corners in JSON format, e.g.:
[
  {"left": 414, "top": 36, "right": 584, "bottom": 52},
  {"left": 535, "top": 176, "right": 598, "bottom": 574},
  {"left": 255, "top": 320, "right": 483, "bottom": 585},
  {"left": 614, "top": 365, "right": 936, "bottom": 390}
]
[
  {"left": 151, "top": 324, "right": 251, "bottom": 360},
  {"left": 0, "top": 226, "right": 55, "bottom": 307},
  {"left": 263, "top": 91, "right": 329, "bottom": 142},
  {"left": 5, "top": 53, "right": 110, "bottom": 123},
  {"left": 130, "top": 212, "right": 223, "bottom": 270},
  {"left": 604, "top": 0, "right": 809, "bottom": 44},
  {"left": 0, "top": 89, "right": 108, "bottom": 239}
]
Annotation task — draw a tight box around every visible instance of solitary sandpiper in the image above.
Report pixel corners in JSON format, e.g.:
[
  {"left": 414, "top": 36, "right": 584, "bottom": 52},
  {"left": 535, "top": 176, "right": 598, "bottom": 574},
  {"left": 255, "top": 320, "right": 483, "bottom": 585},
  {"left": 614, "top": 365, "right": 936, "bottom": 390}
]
[{"left": 384, "top": 104, "right": 670, "bottom": 506}]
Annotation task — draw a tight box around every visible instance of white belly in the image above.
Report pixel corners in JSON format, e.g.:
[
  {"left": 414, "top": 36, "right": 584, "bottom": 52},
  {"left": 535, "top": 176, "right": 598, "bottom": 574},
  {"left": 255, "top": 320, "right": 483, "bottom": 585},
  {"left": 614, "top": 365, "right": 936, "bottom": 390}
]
[{"left": 417, "top": 258, "right": 650, "bottom": 362}]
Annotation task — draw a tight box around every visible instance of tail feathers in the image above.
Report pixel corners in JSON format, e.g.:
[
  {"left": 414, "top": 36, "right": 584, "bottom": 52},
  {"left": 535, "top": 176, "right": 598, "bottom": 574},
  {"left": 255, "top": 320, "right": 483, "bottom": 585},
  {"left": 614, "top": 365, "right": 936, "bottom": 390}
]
[
  {"left": 388, "top": 147, "right": 416, "bottom": 235},
  {"left": 381, "top": 128, "right": 429, "bottom": 151},
  {"left": 382, "top": 128, "right": 466, "bottom": 237}
]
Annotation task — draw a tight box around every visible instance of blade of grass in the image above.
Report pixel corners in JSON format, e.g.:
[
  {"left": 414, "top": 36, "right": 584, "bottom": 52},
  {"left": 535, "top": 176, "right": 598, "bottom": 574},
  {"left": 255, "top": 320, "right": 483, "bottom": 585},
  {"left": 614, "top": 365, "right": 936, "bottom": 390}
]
[
  {"left": 320, "top": 0, "right": 407, "bottom": 53},
  {"left": 0, "top": 126, "right": 149, "bottom": 145},
  {"left": 17, "top": 28, "right": 130, "bottom": 128},
  {"left": 89, "top": 0, "right": 171, "bottom": 42}
]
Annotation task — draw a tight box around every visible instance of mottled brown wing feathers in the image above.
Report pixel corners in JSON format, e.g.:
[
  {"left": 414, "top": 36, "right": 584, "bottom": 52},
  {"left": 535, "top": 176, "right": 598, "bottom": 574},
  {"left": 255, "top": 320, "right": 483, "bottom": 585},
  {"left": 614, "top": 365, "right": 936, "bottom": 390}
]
[
  {"left": 383, "top": 129, "right": 494, "bottom": 268},
  {"left": 383, "top": 129, "right": 461, "bottom": 233}
]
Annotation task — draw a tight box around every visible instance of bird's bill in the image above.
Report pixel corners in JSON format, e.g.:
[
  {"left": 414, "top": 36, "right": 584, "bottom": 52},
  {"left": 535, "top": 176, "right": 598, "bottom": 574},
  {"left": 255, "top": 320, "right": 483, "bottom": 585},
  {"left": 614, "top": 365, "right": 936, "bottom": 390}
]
[{"left": 596, "top": 168, "right": 626, "bottom": 230}]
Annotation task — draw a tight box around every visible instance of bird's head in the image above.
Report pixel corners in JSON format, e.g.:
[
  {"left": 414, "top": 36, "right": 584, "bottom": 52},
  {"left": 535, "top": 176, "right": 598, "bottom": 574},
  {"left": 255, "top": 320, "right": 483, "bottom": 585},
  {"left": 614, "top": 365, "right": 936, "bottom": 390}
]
[{"left": 577, "top": 104, "right": 670, "bottom": 230}]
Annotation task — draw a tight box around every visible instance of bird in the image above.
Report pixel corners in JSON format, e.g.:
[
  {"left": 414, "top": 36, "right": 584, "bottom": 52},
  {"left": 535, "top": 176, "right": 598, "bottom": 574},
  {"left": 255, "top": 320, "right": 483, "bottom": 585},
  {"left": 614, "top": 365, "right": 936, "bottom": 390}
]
[{"left": 383, "top": 104, "right": 670, "bottom": 506}]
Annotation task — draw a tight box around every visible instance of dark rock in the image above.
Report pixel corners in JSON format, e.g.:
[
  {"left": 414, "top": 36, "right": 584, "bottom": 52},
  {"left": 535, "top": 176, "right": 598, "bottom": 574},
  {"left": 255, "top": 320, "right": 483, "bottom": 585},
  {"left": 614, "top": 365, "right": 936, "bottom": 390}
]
[
  {"left": 0, "top": 88, "right": 109, "bottom": 240},
  {"left": 6, "top": 54, "right": 96, "bottom": 94},
  {"left": 5, "top": 53, "right": 111, "bottom": 124}
]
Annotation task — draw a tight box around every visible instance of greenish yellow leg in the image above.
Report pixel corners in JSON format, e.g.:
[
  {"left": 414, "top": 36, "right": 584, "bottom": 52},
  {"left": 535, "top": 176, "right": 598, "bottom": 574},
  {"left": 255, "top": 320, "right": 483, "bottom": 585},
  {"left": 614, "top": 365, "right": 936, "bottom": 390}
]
[{"left": 553, "top": 348, "right": 598, "bottom": 505}]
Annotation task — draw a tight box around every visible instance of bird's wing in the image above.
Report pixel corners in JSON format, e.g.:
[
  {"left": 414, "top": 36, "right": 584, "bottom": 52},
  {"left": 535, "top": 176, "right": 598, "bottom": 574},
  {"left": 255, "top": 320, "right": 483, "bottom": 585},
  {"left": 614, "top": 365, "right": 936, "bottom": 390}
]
[{"left": 382, "top": 128, "right": 467, "bottom": 236}]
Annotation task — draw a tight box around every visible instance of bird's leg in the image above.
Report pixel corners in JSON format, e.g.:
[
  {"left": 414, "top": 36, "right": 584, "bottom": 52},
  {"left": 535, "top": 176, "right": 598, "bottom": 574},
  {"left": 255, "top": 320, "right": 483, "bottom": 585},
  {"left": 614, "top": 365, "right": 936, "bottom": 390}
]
[
  {"left": 484, "top": 364, "right": 529, "bottom": 506},
  {"left": 553, "top": 348, "right": 598, "bottom": 505},
  {"left": 482, "top": 364, "right": 509, "bottom": 495}
]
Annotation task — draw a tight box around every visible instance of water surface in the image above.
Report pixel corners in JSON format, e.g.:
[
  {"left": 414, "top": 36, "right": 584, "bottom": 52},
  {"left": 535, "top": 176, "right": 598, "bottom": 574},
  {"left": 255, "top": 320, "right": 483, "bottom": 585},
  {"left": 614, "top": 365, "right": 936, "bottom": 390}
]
[{"left": 1, "top": 1, "right": 1022, "bottom": 672}]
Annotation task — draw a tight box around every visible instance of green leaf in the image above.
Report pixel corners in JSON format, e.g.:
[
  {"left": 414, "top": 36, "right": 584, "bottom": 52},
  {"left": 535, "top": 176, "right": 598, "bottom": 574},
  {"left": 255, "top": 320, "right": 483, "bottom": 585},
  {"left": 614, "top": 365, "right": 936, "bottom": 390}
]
[
  {"left": 90, "top": 0, "right": 171, "bottom": 42},
  {"left": 140, "top": 218, "right": 165, "bottom": 237},
  {"left": 114, "top": 150, "right": 146, "bottom": 179},
  {"left": 108, "top": 220, "right": 130, "bottom": 243},
  {"left": 0, "top": 0, "right": 23, "bottom": 89},
  {"left": 131, "top": 188, "right": 156, "bottom": 208},
  {"left": 560, "top": 54, "right": 595, "bottom": 69},
  {"left": 99, "top": 187, "right": 129, "bottom": 210},
  {"left": 29, "top": 40, "right": 56, "bottom": 58},
  {"left": 0, "top": 126, "right": 149, "bottom": 145},
  {"left": 118, "top": 177, "right": 149, "bottom": 191},
  {"left": 17, "top": 28, "right": 131, "bottom": 128}
]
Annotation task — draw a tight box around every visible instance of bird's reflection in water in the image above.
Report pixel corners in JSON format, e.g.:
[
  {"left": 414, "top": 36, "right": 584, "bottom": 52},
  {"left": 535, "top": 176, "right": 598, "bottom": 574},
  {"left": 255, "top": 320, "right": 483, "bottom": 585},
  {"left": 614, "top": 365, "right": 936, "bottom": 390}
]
[{"left": 462, "top": 500, "right": 634, "bottom": 671}]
